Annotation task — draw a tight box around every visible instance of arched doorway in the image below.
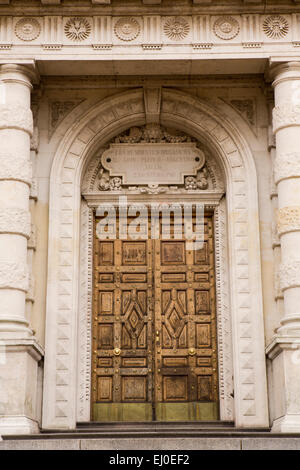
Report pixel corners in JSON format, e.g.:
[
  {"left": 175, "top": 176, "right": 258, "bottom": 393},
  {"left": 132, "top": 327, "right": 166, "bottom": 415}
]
[
  {"left": 42, "top": 88, "right": 268, "bottom": 430},
  {"left": 81, "top": 123, "right": 225, "bottom": 422}
]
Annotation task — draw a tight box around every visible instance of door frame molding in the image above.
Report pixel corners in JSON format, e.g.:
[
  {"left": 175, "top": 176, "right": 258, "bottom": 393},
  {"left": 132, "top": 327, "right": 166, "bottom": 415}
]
[
  {"left": 42, "top": 87, "right": 269, "bottom": 429},
  {"left": 78, "top": 193, "right": 234, "bottom": 423}
]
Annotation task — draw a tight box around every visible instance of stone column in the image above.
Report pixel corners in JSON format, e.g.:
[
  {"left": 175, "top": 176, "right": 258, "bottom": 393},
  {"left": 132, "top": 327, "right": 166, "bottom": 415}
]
[
  {"left": 269, "top": 61, "right": 300, "bottom": 432},
  {"left": 0, "top": 64, "right": 43, "bottom": 435}
]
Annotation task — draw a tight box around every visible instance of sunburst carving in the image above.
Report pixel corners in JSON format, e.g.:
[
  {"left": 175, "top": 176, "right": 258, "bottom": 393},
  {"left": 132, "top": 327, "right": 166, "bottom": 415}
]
[
  {"left": 263, "top": 15, "right": 289, "bottom": 39},
  {"left": 163, "top": 17, "right": 190, "bottom": 41}
]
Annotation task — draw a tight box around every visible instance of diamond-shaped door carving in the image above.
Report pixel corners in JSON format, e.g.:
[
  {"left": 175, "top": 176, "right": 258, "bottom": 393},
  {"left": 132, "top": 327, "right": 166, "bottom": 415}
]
[
  {"left": 164, "top": 288, "right": 186, "bottom": 340},
  {"left": 123, "top": 289, "right": 145, "bottom": 339}
]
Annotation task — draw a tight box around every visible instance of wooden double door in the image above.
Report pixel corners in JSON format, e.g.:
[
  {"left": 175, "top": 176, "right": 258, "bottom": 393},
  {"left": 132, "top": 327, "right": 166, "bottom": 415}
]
[{"left": 92, "top": 211, "right": 219, "bottom": 421}]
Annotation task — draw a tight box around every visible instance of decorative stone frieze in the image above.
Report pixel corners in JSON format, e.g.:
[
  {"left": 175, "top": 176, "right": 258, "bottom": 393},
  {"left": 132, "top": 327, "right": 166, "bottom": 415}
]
[
  {"left": 15, "top": 18, "right": 41, "bottom": 41},
  {"left": 277, "top": 206, "right": 300, "bottom": 236},
  {"left": 0, "top": 209, "right": 31, "bottom": 238},
  {"left": 274, "top": 152, "right": 300, "bottom": 184},
  {"left": 0, "top": 105, "right": 33, "bottom": 135},
  {"left": 263, "top": 15, "right": 289, "bottom": 40},
  {"left": 0, "top": 13, "right": 296, "bottom": 54},
  {"left": 0, "top": 261, "right": 29, "bottom": 292},
  {"left": 279, "top": 259, "right": 300, "bottom": 291},
  {"left": 0, "top": 154, "right": 32, "bottom": 185}
]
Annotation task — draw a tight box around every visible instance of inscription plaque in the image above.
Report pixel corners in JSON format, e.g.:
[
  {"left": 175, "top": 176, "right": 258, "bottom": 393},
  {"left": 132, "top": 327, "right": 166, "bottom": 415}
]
[{"left": 101, "top": 143, "right": 205, "bottom": 185}]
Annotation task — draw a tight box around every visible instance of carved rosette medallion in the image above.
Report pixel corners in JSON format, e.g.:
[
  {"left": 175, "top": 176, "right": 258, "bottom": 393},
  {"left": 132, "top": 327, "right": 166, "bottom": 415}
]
[
  {"left": 114, "top": 18, "right": 141, "bottom": 42},
  {"left": 15, "top": 18, "right": 41, "bottom": 41},
  {"left": 263, "top": 15, "right": 289, "bottom": 40},
  {"left": 64, "top": 17, "right": 92, "bottom": 41},
  {"left": 163, "top": 17, "right": 190, "bottom": 41},
  {"left": 213, "top": 16, "right": 240, "bottom": 40}
]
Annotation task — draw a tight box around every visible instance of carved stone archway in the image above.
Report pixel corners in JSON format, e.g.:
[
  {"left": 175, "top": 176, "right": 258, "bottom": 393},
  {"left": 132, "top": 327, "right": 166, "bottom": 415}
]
[{"left": 42, "top": 88, "right": 269, "bottom": 430}]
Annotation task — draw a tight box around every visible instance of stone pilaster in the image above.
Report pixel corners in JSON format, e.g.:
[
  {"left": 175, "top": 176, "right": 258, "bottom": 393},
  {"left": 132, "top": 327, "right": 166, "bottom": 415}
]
[
  {"left": 268, "top": 61, "right": 300, "bottom": 433},
  {"left": 0, "top": 64, "right": 43, "bottom": 435}
]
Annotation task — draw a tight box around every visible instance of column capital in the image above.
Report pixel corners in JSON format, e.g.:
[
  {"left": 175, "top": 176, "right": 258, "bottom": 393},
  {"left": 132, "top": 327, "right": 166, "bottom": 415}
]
[
  {"left": 270, "top": 61, "right": 300, "bottom": 87},
  {"left": 0, "top": 64, "right": 39, "bottom": 88}
]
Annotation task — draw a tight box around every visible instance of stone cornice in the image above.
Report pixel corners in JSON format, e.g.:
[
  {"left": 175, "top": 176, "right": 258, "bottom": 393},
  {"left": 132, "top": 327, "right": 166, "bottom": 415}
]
[{"left": 1, "top": 0, "right": 300, "bottom": 14}]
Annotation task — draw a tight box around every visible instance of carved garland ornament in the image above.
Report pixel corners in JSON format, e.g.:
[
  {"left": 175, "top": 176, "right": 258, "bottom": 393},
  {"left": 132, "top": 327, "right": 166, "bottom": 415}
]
[
  {"left": 213, "top": 16, "right": 240, "bottom": 40},
  {"left": 15, "top": 18, "right": 41, "bottom": 41},
  {"left": 163, "top": 17, "right": 190, "bottom": 41},
  {"left": 64, "top": 17, "right": 91, "bottom": 41},
  {"left": 114, "top": 17, "right": 141, "bottom": 41},
  {"left": 263, "top": 15, "right": 289, "bottom": 40}
]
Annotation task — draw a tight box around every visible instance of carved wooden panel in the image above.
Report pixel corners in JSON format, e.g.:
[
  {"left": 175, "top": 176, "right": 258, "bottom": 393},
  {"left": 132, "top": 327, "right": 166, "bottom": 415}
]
[{"left": 92, "top": 211, "right": 218, "bottom": 420}]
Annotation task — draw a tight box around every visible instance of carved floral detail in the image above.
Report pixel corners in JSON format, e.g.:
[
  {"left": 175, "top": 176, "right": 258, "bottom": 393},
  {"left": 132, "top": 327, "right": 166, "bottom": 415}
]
[
  {"left": 185, "top": 167, "right": 209, "bottom": 190},
  {"left": 139, "top": 184, "right": 167, "bottom": 194},
  {"left": 49, "top": 100, "right": 83, "bottom": 138},
  {"left": 163, "top": 17, "right": 190, "bottom": 41},
  {"left": 15, "top": 18, "right": 41, "bottom": 41},
  {"left": 213, "top": 16, "right": 240, "bottom": 40},
  {"left": 263, "top": 15, "right": 289, "bottom": 40},
  {"left": 114, "top": 17, "right": 141, "bottom": 42},
  {"left": 64, "top": 17, "right": 91, "bottom": 41},
  {"left": 280, "top": 259, "right": 300, "bottom": 291},
  {"left": 277, "top": 206, "right": 300, "bottom": 235},
  {"left": 115, "top": 124, "right": 194, "bottom": 144},
  {"left": 230, "top": 99, "right": 255, "bottom": 126},
  {"left": 0, "top": 261, "right": 28, "bottom": 292}
]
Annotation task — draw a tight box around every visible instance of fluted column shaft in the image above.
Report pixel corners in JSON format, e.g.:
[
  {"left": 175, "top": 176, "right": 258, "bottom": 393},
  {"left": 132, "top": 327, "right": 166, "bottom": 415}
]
[{"left": 0, "top": 65, "right": 34, "bottom": 338}]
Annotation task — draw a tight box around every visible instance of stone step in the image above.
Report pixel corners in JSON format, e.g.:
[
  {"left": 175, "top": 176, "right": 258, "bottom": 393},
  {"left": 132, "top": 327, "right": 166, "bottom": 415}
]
[{"left": 1, "top": 436, "right": 300, "bottom": 450}]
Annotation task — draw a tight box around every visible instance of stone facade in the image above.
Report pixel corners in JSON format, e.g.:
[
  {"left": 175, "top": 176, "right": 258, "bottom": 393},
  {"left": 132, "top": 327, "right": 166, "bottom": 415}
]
[{"left": 0, "top": 0, "right": 300, "bottom": 437}]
